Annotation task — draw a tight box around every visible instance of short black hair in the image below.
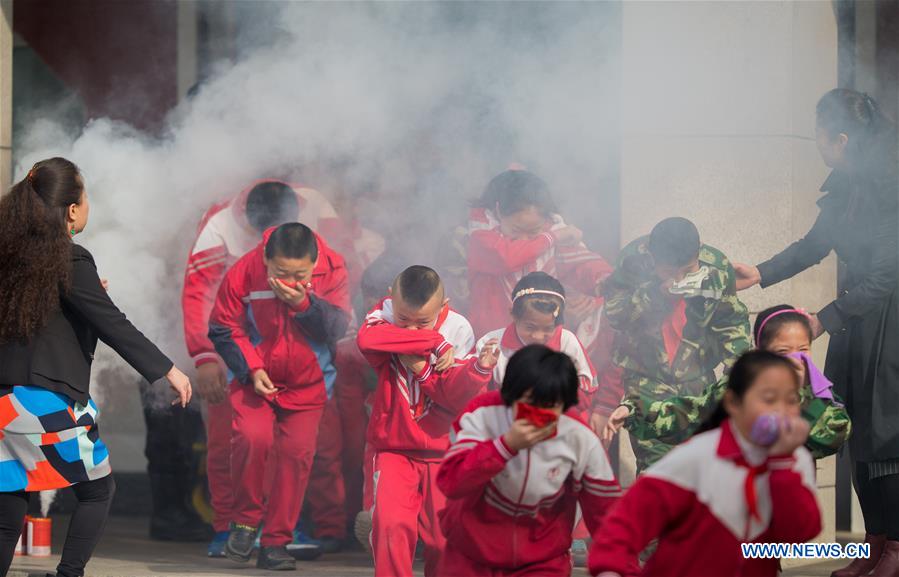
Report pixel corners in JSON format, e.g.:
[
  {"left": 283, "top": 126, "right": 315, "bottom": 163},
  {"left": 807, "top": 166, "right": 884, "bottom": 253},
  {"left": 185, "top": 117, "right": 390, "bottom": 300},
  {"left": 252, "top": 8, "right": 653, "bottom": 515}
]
[
  {"left": 648, "top": 217, "right": 701, "bottom": 267},
  {"left": 264, "top": 222, "right": 318, "bottom": 262},
  {"left": 511, "top": 271, "right": 566, "bottom": 326},
  {"left": 474, "top": 170, "right": 557, "bottom": 217},
  {"left": 245, "top": 181, "right": 300, "bottom": 233},
  {"left": 361, "top": 252, "right": 406, "bottom": 300},
  {"left": 501, "top": 345, "right": 579, "bottom": 410},
  {"left": 393, "top": 265, "right": 443, "bottom": 308}
]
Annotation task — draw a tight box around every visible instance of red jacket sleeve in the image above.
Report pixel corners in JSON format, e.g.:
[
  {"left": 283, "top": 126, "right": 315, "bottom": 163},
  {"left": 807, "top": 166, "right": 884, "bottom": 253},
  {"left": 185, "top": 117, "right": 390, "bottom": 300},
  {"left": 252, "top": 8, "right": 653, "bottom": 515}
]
[
  {"left": 556, "top": 244, "right": 613, "bottom": 297},
  {"left": 418, "top": 356, "right": 492, "bottom": 415},
  {"left": 467, "top": 228, "right": 554, "bottom": 273},
  {"left": 356, "top": 316, "right": 451, "bottom": 368},
  {"left": 766, "top": 454, "right": 822, "bottom": 543},
  {"left": 207, "top": 258, "right": 265, "bottom": 384},
  {"left": 293, "top": 254, "right": 352, "bottom": 345},
  {"left": 588, "top": 477, "right": 693, "bottom": 577},
  {"left": 182, "top": 235, "right": 230, "bottom": 368},
  {"left": 438, "top": 437, "right": 516, "bottom": 499},
  {"left": 577, "top": 442, "right": 622, "bottom": 537}
]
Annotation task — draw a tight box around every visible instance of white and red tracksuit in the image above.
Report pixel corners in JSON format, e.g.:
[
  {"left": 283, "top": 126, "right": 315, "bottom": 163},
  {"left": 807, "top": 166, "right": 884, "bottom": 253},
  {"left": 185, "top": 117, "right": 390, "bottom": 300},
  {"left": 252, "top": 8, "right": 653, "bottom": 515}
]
[
  {"left": 589, "top": 419, "right": 822, "bottom": 577},
  {"left": 182, "top": 180, "right": 344, "bottom": 533},
  {"left": 476, "top": 323, "right": 596, "bottom": 408},
  {"left": 437, "top": 391, "right": 621, "bottom": 577},
  {"left": 466, "top": 208, "right": 613, "bottom": 338},
  {"left": 208, "top": 229, "right": 350, "bottom": 547},
  {"left": 357, "top": 299, "right": 493, "bottom": 577}
]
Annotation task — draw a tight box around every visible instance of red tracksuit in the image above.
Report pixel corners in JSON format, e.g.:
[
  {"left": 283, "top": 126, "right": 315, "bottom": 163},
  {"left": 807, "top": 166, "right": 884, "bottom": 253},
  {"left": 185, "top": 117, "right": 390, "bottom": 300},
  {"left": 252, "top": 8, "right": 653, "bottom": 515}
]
[
  {"left": 357, "top": 298, "right": 492, "bottom": 577},
  {"left": 182, "top": 180, "right": 343, "bottom": 532},
  {"left": 209, "top": 229, "right": 350, "bottom": 546},
  {"left": 437, "top": 391, "right": 621, "bottom": 577},
  {"left": 589, "top": 419, "right": 822, "bottom": 577},
  {"left": 466, "top": 208, "right": 613, "bottom": 338}
]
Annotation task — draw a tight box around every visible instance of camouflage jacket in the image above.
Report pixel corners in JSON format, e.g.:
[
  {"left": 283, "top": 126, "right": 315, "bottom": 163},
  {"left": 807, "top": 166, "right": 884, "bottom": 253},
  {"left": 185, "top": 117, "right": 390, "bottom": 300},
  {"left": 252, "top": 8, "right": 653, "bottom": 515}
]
[
  {"left": 621, "top": 375, "right": 852, "bottom": 459},
  {"left": 602, "top": 237, "right": 751, "bottom": 398}
]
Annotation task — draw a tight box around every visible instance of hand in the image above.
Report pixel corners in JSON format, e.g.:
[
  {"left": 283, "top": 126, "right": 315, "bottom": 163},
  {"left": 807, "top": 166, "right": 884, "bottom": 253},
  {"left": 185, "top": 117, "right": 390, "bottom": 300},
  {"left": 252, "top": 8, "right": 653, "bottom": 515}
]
[
  {"left": 196, "top": 362, "right": 228, "bottom": 404},
  {"left": 734, "top": 263, "right": 761, "bottom": 291},
  {"left": 398, "top": 354, "right": 428, "bottom": 374},
  {"left": 808, "top": 314, "right": 825, "bottom": 340},
  {"left": 478, "top": 339, "right": 500, "bottom": 370},
  {"left": 787, "top": 354, "right": 808, "bottom": 385},
  {"left": 435, "top": 346, "right": 455, "bottom": 372},
  {"left": 503, "top": 418, "right": 557, "bottom": 452},
  {"left": 602, "top": 405, "right": 631, "bottom": 446},
  {"left": 567, "top": 293, "right": 598, "bottom": 326},
  {"left": 552, "top": 225, "right": 583, "bottom": 247},
  {"left": 768, "top": 416, "right": 810, "bottom": 456},
  {"left": 165, "top": 366, "right": 193, "bottom": 407},
  {"left": 253, "top": 369, "right": 277, "bottom": 397},
  {"left": 268, "top": 278, "right": 307, "bottom": 309},
  {"left": 100, "top": 279, "right": 109, "bottom": 291},
  {"left": 590, "top": 412, "right": 608, "bottom": 437}
]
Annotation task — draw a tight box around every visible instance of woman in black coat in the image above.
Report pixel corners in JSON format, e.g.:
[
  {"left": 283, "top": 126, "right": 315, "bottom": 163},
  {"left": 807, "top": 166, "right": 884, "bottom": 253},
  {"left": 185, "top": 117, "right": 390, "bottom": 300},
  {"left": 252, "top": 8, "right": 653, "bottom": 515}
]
[
  {"left": 0, "top": 157, "right": 192, "bottom": 577},
  {"left": 737, "top": 89, "right": 899, "bottom": 577}
]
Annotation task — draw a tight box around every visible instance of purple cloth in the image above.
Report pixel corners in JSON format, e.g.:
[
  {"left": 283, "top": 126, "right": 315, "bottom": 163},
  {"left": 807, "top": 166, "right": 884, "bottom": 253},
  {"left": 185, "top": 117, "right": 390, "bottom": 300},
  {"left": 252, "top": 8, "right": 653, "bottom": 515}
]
[{"left": 787, "top": 351, "right": 839, "bottom": 403}]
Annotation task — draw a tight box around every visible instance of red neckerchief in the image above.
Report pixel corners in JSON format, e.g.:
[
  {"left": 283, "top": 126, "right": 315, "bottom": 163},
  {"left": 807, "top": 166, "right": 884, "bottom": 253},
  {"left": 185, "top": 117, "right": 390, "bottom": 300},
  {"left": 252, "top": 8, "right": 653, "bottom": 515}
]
[
  {"left": 501, "top": 323, "right": 563, "bottom": 352},
  {"left": 661, "top": 298, "right": 687, "bottom": 369},
  {"left": 717, "top": 421, "right": 768, "bottom": 523}
]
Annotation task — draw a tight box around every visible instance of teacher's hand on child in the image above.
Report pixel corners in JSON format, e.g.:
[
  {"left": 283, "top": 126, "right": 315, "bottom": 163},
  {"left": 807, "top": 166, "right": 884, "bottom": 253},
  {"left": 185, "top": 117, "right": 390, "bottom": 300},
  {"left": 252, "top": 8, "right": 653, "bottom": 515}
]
[
  {"left": 252, "top": 369, "right": 278, "bottom": 397},
  {"left": 166, "top": 366, "right": 193, "bottom": 407},
  {"left": 733, "top": 263, "right": 762, "bottom": 291},
  {"left": 504, "top": 418, "right": 557, "bottom": 452},
  {"left": 552, "top": 225, "right": 583, "bottom": 247},
  {"left": 808, "top": 314, "right": 826, "bottom": 340},
  {"left": 435, "top": 346, "right": 456, "bottom": 372},
  {"left": 269, "top": 277, "right": 307, "bottom": 309},
  {"left": 602, "top": 405, "right": 630, "bottom": 447},
  {"left": 196, "top": 362, "right": 228, "bottom": 404},
  {"left": 767, "top": 416, "right": 810, "bottom": 457},
  {"left": 398, "top": 354, "right": 428, "bottom": 374},
  {"left": 478, "top": 339, "right": 500, "bottom": 371}
]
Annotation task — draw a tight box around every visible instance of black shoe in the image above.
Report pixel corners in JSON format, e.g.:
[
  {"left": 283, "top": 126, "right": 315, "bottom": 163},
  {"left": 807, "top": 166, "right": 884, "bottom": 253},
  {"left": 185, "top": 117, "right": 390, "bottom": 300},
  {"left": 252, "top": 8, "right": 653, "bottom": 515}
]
[
  {"left": 318, "top": 536, "right": 343, "bottom": 554},
  {"left": 225, "top": 524, "right": 257, "bottom": 563},
  {"left": 286, "top": 542, "right": 324, "bottom": 561},
  {"left": 257, "top": 546, "right": 297, "bottom": 571}
]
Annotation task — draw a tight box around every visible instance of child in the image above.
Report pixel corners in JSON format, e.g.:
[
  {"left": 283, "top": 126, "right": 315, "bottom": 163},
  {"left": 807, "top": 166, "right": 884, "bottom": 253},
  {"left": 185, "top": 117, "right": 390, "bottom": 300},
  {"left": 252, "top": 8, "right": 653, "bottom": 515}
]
[
  {"left": 209, "top": 223, "right": 350, "bottom": 570},
  {"left": 357, "top": 265, "right": 497, "bottom": 577},
  {"left": 604, "top": 305, "right": 851, "bottom": 459},
  {"left": 467, "top": 169, "right": 612, "bottom": 338},
  {"left": 589, "top": 350, "right": 822, "bottom": 577},
  {"left": 438, "top": 345, "right": 621, "bottom": 577},
  {"left": 476, "top": 271, "right": 596, "bottom": 402},
  {"left": 602, "top": 217, "right": 751, "bottom": 471}
]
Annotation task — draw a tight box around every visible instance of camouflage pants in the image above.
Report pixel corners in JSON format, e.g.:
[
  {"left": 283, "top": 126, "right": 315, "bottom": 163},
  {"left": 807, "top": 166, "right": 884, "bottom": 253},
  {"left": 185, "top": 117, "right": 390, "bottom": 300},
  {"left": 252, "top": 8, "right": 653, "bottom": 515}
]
[{"left": 627, "top": 434, "right": 673, "bottom": 473}]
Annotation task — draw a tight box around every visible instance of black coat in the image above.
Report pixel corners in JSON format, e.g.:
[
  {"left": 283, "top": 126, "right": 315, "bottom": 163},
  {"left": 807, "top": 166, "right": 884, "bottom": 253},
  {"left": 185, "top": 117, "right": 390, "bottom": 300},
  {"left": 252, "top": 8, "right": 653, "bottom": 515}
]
[
  {"left": 757, "top": 169, "right": 899, "bottom": 462},
  {"left": 0, "top": 244, "right": 173, "bottom": 405}
]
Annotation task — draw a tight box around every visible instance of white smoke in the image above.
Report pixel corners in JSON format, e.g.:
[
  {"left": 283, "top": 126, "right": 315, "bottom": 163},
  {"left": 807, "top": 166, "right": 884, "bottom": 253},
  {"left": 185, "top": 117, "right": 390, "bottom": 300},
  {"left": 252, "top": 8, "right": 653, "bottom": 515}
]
[{"left": 14, "top": 3, "right": 620, "bottom": 417}]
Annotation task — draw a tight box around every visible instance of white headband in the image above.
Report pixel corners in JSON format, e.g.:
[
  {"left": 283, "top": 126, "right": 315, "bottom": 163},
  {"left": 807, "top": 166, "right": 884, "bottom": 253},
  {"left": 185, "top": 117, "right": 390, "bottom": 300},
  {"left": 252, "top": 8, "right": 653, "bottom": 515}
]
[{"left": 512, "top": 288, "right": 566, "bottom": 304}]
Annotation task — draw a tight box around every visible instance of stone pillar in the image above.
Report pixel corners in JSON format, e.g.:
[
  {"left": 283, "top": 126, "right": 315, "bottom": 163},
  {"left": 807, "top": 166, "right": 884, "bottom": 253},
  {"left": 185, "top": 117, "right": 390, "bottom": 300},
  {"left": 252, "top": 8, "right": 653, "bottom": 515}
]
[
  {"left": 617, "top": 0, "right": 839, "bottom": 555},
  {"left": 0, "top": 0, "right": 11, "bottom": 192}
]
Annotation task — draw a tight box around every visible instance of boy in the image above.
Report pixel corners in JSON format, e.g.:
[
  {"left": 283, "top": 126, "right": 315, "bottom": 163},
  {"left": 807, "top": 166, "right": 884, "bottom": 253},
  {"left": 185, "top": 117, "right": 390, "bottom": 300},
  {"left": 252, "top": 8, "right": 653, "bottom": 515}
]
[
  {"left": 209, "top": 223, "right": 350, "bottom": 570},
  {"left": 602, "top": 217, "right": 751, "bottom": 471},
  {"left": 357, "top": 265, "right": 498, "bottom": 577}
]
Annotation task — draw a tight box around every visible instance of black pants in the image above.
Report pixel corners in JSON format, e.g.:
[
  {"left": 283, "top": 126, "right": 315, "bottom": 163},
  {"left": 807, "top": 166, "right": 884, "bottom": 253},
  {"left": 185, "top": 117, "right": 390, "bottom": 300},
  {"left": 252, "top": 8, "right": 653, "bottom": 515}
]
[
  {"left": 853, "top": 460, "right": 899, "bottom": 540},
  {"left": 0, "top": 475, "right": 115, "bottom": 577}
]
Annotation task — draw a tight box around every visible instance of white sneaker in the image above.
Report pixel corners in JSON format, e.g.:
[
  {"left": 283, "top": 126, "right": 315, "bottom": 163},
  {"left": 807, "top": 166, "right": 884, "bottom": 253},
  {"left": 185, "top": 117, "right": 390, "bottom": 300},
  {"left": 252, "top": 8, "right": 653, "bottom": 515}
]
[{"left": 354, "top": 510, "right": 373, "bottom": 554}]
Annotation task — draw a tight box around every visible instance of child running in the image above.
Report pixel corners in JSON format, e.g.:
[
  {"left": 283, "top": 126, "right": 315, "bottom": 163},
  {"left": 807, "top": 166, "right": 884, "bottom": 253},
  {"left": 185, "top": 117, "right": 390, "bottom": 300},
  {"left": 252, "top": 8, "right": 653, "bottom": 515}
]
[
  {"left": 438, "top": 345, "right": 620, "bottom": 576},
  {"left": 589, "top": 350, "right": 822, "bottom": 577}
]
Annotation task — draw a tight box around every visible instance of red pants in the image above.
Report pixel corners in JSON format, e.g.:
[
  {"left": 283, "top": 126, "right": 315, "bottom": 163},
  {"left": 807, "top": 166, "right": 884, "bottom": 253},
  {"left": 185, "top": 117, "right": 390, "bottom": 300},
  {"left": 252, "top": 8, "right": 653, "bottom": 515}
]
[
  {"left": 305, "top": 396, "right": 347, "bottom": 539},
  {"left": 205, "top": 396, "right": 234, "bottom": 533},
  {"left": 372, "top": 451, "right": 445, "bottom": 577},
  {"left": 438, "top": 544, "right": 572, "bottom": 577},
  {"left": 231, "top": 385, "right": 323, "bottom": 546}
]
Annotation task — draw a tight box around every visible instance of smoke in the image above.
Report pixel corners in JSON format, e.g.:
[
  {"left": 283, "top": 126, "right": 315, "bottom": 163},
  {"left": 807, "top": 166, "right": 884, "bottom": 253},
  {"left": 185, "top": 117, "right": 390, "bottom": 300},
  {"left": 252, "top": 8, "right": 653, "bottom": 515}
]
[{"left": 14, "top": 2, "right": 620, "bottom": 410}]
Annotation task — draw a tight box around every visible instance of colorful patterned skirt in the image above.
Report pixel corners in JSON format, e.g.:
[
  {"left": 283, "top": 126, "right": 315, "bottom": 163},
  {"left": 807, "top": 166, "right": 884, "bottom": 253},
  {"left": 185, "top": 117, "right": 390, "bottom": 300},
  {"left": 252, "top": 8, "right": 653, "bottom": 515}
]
[{"left": 0, "top": 386, "right": 110, "bottom": 492}]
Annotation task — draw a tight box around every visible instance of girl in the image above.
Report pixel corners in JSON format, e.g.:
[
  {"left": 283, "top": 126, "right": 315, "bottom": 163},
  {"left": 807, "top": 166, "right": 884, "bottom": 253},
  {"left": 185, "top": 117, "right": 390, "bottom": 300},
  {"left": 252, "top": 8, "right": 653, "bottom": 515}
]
[
  {"left": 0, "top": 158, "right": 192, "bottom": 577},
  {"left": 466, "top": 169, "right": 612, "bottom": 338},
  {"left": 603, "top": 305, "right": 851, "bottom": 459},
  {"left": 438, "top": 345, "right": 620, "bottom": 577},
  {"left": 589, "top": 350, "right": 821, "bottom": 577},
  {"left": 733, "top": 89, "right": 899, "bottom": 577},
  {"left": 476, "top": 272, "right": 596, "bottom": 402}
]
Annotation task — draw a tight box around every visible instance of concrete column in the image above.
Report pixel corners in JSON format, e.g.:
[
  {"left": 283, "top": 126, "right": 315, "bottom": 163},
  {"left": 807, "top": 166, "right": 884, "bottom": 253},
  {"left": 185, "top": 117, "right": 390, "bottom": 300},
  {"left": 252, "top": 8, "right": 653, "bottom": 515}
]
[
  {"left": 0, "top": 0, "right": 11, "bottom": 193},
  {"left": 177, "top": 0, "right": 199, "bottom": 100},
  {"left": 617, "top": 0, "right": 839, "bottom": 556}
]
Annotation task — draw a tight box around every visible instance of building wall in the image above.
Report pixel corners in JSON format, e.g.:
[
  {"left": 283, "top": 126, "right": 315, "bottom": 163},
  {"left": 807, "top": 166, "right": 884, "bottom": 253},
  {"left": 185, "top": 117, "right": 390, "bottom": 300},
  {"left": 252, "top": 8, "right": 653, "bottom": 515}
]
[{"left": 616, "top": 0, "right": 840, "bottom": 550}]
